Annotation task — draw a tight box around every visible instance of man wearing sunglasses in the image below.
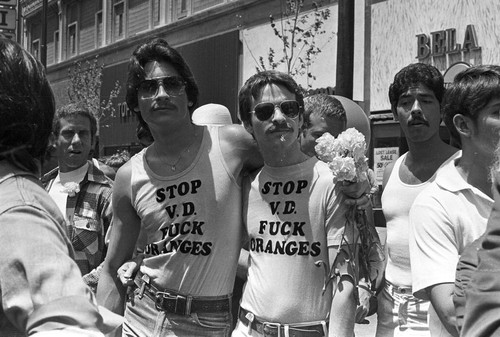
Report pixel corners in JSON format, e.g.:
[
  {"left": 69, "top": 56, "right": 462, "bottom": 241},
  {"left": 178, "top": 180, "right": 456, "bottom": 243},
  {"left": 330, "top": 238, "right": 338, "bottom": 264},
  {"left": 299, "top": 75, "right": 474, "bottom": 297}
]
[
  {"left": 233, "top": 71, "right": 356, "bottom": 337},
  {"left": 99, "top": 39, "right": 367, "bottom": 337},
  {"left": 97, "top": 38, "right": 264, "bottom": 336}
]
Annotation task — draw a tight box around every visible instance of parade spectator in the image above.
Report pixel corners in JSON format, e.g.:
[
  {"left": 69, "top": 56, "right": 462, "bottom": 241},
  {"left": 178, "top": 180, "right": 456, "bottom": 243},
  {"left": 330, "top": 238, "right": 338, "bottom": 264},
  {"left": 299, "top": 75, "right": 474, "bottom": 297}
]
[
  {"left": 300, "top": 93, "right": 381, "bottom": 323},
  {"left": 377, "top": 63, "right": 458, "bottom": 337},
  {"left": 96, "top": 38, "right": 263, "bottom": 336},
  {"left": 0, "top": 37, "right": 120, "bottom": 337},
  {"left": 409, "top": 65, "right": 500, "bottom": 336},
  {"left": 233, "top": 71, "right": 356, "bottom": 337},
  {"left": 300, "top": 94, "right": 347, "bottom": 156},
  {"left": 461, "top": 143, "right": 500, "bottom": 336},
  {"left": 42, "top": 103, "right": 114, "bottom": 293},
  {"left": 102, "top": 38, "right": 369, "bottom": 336}
]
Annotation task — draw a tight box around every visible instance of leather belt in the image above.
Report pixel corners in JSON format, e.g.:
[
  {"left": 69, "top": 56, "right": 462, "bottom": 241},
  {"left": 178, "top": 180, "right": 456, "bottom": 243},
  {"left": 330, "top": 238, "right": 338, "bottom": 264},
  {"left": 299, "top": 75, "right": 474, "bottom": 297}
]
[
  {"left": 134, "top": 272, "right": 231, "bottom": 316},
  {"left": 238, "top": 308, "right": 327, "bottom": 337}
]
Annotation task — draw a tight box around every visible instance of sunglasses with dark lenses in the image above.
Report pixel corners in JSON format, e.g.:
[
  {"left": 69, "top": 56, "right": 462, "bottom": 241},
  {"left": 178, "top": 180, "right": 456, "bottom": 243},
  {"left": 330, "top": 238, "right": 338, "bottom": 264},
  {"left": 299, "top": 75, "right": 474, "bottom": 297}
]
[
  {"left": 138, "top": 76, "right": 186, "bottom": 98},
  {"left": 252, "top": 100, "right": 301, "bottom": 121}
]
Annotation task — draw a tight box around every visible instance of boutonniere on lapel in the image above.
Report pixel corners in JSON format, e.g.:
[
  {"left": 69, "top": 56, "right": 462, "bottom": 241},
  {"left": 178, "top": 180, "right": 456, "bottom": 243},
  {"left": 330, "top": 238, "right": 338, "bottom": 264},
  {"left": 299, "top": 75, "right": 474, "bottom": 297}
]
[{"left": 62, "top": 182, "right": 80, "bottom": 197}]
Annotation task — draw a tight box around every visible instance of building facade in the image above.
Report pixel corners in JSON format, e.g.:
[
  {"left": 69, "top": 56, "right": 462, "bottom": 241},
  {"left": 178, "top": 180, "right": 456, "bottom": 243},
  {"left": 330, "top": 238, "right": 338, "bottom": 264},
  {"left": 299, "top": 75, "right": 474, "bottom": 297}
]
[
  {"left": 18, "top": 0, "right": 344, "bottom": 156},
  {"left": 16, "top": 0, "right": 500, "bottom": 221}
]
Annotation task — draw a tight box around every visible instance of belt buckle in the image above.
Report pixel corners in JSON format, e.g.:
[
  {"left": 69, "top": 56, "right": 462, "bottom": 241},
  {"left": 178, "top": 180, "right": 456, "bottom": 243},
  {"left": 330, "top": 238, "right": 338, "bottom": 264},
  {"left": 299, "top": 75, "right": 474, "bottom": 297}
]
[
  {"left": 263, "top": 322, "right": 281, "bottom": 337},
  {"left": 174, "top": 294, "right": 191, "bottom": 315},
  {"left": 155, "top": 292, "right": 175, "bottom": 312},
  {"left": 155, "top": 292, "right": 192, "bottom": 316}
]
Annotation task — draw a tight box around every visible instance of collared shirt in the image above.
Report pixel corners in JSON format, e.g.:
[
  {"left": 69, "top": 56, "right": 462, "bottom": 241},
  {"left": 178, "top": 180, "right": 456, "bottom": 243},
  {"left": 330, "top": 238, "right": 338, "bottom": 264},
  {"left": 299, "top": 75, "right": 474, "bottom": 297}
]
[
  {"left": 43, "top": 160, "right": 113, "bottom": 291},
  {"left": 0, "top": 163, "right": 113, "bottom": 336},
  {"left": 409, "top": 151, "right": 492, "bottom": 337}
]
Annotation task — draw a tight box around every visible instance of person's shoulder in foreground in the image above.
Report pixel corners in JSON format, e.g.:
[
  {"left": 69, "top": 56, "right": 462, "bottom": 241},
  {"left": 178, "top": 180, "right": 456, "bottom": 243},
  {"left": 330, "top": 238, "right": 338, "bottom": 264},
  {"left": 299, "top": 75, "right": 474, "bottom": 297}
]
[{"left": 0, "top": 37, "right": 121, "bottom": 336}]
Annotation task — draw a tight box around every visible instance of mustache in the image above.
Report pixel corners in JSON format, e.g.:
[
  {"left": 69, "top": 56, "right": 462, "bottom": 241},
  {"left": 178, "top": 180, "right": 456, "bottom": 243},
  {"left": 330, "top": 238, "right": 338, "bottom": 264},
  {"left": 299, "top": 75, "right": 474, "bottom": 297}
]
[
  {"left": 408, "top": 116, "right": 430, "bottom": 126},
  {"left": 269, "top": 125, "right": 293, "bottom": 133}
]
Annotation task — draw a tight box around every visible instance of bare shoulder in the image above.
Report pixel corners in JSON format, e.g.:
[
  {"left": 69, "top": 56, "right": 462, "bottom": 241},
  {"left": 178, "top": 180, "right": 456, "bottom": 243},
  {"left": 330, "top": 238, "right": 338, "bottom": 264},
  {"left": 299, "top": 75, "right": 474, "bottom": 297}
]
[
  {"left": 219, "top": 124, "right": 253, "bottom": 145},
  {"left": 219, "top": 124, "right": 263, "bottom": 172},
  {"left": 113, "top": 160, "right": 133, "bottom": 197}
]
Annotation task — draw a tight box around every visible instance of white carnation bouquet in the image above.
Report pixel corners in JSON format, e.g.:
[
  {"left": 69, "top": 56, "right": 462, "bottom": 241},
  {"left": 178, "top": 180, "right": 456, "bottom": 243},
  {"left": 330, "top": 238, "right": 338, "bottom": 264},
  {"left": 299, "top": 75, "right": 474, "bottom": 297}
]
[
  {"left": 314, "top": 128, "right": 384, "bottom": 304},
  {"left": 314, "top": 128, "right": 369, "bottom": 183}
]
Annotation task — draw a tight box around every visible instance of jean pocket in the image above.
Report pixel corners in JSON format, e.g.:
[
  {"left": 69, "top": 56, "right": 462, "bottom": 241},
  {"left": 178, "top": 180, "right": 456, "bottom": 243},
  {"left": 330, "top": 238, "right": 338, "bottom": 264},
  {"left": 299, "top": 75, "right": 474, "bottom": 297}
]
[{"left": 191, "top": 312, "right": 231, "bottom": 330}]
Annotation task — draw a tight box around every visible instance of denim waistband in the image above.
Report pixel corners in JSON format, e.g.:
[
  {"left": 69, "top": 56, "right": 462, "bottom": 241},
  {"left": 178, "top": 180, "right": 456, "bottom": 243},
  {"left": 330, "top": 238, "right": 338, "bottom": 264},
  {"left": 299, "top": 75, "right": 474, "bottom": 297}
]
[{"left": 385, "top": 280, "right": 413, "bottom": 295}]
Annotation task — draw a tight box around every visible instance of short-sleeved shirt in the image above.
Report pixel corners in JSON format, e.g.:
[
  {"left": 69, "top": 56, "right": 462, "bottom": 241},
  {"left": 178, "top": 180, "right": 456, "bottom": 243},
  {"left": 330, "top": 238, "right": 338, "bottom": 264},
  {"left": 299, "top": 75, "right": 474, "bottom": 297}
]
[
  {"left": 240, "top": 157, "right": 352, "bottom": 323},
  {"left": 409, "top": 152, "right": 492, "bottom": 336}
]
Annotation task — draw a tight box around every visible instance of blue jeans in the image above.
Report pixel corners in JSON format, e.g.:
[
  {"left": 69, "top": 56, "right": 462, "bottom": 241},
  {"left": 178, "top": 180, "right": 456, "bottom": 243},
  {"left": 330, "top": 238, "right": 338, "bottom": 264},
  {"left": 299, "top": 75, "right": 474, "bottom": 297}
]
[
  {"left": 375, "top": 281, "right": 430, "bottom": 337},
  {"left": 123, "top": 287, "right": 232, "bottom": 337}
]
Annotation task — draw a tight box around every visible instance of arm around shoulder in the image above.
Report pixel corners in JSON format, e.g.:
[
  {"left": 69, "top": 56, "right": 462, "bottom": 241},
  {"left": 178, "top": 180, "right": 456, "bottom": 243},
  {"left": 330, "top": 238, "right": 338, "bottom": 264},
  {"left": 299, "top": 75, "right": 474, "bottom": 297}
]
[{"left": 219, "top": 124, "right": 263, "bottom": 174}]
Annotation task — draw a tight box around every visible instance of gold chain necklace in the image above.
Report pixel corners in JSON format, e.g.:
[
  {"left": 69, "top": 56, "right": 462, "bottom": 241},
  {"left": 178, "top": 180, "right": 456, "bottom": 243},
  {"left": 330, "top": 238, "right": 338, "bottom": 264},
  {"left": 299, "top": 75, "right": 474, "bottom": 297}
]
[{"left": 153, "top": 129, "right": 198, "bottom": 171}]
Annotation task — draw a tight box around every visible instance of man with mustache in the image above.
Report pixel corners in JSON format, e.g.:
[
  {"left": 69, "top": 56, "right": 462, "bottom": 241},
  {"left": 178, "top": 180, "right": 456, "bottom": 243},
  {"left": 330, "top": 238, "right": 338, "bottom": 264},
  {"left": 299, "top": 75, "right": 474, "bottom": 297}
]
[
  {"left": 409, "top": 65, "right": 500, "bottom": 336},
  {"left": 232, "top": 71, "right": 356, "bottom": 337},
  {"left": 376, "top": 63, "right": 458, "bottom": 337}
]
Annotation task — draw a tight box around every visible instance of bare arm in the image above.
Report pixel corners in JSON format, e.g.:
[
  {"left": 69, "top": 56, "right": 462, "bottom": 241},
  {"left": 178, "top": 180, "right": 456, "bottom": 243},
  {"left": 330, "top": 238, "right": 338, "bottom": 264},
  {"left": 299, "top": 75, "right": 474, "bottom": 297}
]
[
  {"left": 426, "top": 283, "right": 459, "bottom": 337},
  {"left": 328, "top": 246, "right": 356, "bottom": 337},
  {"left": 96, "top": 162, "right": 141, "bottom": 315},
  {"left": 219, "top": 124, "right": 263, "bottom": 178}
]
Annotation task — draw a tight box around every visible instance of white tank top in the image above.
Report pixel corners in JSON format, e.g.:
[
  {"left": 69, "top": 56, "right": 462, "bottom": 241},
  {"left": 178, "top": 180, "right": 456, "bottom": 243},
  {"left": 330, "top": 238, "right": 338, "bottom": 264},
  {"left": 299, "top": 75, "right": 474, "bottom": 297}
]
[
  {"left": 381, "top": 151, "right": 457, "bottom": 286},
  {"left": 131, "top": 126, "right": 242, "bottom": 296}
]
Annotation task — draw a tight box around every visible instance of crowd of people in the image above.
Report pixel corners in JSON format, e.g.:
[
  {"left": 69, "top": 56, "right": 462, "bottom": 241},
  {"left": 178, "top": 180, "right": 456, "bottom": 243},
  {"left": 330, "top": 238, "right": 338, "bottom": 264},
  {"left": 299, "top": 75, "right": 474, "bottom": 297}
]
[{"left": 2, "top": 35, "right": 500, "bottom": 337}]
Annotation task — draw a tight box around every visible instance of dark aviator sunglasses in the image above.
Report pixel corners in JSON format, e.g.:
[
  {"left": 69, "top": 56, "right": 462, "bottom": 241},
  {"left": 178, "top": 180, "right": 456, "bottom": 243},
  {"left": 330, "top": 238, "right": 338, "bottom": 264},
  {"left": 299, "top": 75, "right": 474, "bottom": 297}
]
[
  {"left": 138, "top": 76, "right": 186, "bottom": 98},
  {"left": 251, "top": 100, "right": 301, "bottom": 121}
]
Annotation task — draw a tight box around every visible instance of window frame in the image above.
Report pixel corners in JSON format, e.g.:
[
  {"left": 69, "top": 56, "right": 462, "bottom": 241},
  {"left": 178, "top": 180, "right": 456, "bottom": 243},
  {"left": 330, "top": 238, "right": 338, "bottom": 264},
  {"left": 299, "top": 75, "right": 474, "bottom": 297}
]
[
  {"left": 31, "top": 38, "right": 40, "bottom": 60},
  {"left": 113, "top": 0, "right": 126, "bottom": 42},
  {"left": 95, "top": 10, "right": 103, "bottom": 48},
  {"left": 67, "top": 21, "right": 78, "bottom": 58},
  {"left": 53, "top": 30, "right": 59, "bottom": 63}
]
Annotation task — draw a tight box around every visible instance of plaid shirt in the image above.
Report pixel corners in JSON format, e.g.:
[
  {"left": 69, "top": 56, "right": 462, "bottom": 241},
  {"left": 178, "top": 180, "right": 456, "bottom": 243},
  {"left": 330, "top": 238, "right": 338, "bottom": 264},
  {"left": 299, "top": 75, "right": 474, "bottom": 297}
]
[{"left": 42, "top": 160, "right": 113, "bottom": 291}]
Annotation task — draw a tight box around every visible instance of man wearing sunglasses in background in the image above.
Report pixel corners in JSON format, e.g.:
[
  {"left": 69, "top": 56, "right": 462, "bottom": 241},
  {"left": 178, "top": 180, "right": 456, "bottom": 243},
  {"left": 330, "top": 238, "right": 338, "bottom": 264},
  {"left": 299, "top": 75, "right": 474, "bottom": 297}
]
[{"left": 233, "top": 71, "right": 356, "bottom": 337}]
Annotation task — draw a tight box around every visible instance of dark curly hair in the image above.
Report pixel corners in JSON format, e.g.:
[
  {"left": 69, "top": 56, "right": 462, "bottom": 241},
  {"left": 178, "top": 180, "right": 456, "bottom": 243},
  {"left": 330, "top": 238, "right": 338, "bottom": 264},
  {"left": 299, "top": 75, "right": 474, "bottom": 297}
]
[
  {"left": 443, "top": 65, "right": 500, "bottom": 148},
  {"left": 0, "top": 38, "right": 55, "bottom": 173},
  {"left": 238, "top": 70, "right": 304, "bottom": 126},
  {"left": 126, "top": 38, "right": 199, "bottom": 130},
  {"left": 388, "top": 63, "right": 445, "bottom": 112}
]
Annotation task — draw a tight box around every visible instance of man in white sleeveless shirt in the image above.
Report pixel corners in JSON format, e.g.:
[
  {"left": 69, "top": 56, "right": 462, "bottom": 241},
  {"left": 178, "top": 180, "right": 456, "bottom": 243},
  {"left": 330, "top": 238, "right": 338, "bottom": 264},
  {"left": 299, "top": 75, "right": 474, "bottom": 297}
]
[
  {"left": 377, "top": 63, "right": 458, "bottom": 337},
  {"left": 97, "top": 38, "right": 263, "bottom": 337}
]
